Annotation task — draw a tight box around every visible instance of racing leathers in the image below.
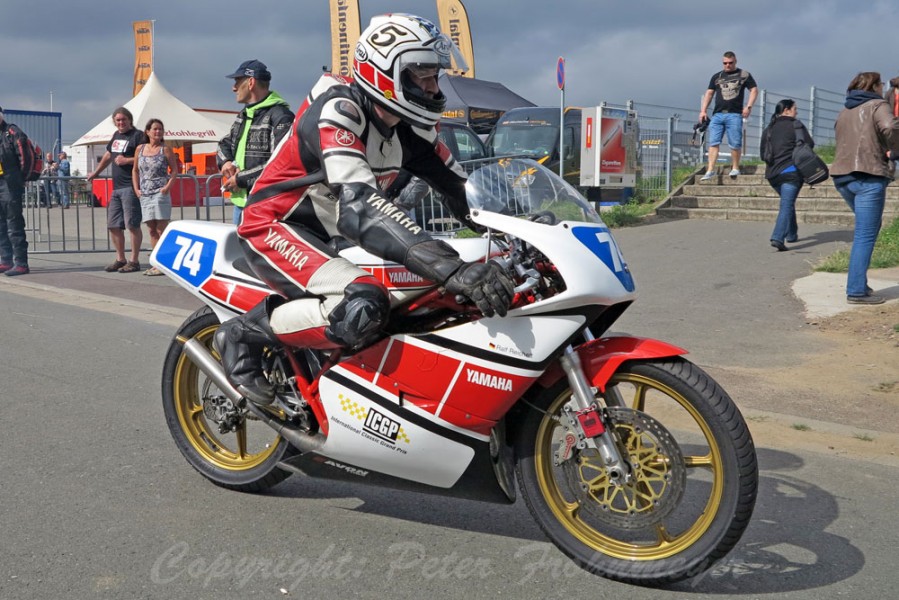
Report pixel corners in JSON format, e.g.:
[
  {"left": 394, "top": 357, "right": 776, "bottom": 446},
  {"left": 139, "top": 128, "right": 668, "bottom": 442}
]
[{"left": 214, "top": 74, "right": 513, "bottom": 405}]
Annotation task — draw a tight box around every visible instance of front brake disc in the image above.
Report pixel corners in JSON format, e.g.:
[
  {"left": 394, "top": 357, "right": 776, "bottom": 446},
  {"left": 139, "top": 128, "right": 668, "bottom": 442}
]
[{"left": 562, "top": 407, "right": 687, "bottom": 530}]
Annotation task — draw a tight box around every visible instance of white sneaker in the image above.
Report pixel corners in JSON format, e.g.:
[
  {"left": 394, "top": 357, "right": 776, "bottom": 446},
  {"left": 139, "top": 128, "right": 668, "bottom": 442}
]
[
  {"left": 729, "top": 168, "right": 741, "bottom": 178},
  {"left": 700, "top": 171, "right": 715, "bottom": 181}
]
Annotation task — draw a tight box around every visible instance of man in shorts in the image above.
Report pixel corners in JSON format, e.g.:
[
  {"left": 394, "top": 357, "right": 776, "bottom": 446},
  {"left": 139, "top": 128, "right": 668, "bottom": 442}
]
[
  {"left": 699, "top": 51, "right": 758, "bottom": 180},
  {"left": 87, "top": 107, "right": 148, "bottom": 272}
]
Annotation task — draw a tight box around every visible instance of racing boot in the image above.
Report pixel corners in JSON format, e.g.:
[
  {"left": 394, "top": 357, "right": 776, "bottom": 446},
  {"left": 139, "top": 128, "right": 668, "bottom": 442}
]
[{"left": 213, "top": 296, "right": 282, "bottom": 406}]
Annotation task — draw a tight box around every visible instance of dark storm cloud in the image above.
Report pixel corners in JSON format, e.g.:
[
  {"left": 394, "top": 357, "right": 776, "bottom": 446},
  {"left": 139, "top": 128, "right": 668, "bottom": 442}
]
[{"left": 2, "top": 0, "right": 896, "bottom": 143}]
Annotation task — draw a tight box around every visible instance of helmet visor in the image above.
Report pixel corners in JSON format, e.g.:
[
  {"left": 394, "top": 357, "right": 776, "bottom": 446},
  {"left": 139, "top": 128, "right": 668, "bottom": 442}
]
[
  {"left": 405, "top": 64, "right": 441, "bottom": 79},
  {"left": 429, "top": 32, "right": 469, "bottom": 73}
]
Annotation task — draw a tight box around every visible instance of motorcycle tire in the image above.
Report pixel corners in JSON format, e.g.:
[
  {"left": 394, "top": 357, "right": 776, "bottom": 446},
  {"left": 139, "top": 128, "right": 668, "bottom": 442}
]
[
  {"left": 161, "top": 306, "right": 295, "bottom": 492},
  {"left": 514, "top": 357, "right": 757, "bottom": 585}
]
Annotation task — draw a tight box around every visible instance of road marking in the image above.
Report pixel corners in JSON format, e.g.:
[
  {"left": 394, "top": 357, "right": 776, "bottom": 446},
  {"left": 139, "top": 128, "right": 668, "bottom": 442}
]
[{"left": 0, "top": 278, "right": 193, "bottom": 327}]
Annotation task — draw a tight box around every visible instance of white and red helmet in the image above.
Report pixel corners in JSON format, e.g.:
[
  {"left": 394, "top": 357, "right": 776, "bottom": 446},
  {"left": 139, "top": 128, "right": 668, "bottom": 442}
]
[{"left": 353, "top": 13, "right": 466, "bottom": 128}]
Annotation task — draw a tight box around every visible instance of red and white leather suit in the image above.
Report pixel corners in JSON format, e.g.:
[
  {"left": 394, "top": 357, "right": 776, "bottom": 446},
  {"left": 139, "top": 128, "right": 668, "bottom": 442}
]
[{"left": 238, "top": 73, "right": 473, "bottom": 350}]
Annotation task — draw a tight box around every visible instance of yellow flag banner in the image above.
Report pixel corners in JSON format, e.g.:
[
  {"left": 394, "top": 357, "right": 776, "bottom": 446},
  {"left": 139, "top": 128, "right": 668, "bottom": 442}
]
[
  {"left": 133, "top": 20, "right": 153, "bottom": 96},
  {"left": 329, "top": 0, "right": 361, "bottom": 78},
  {"left": 436, "top": 0, "right": 475, "bottom": 78}
]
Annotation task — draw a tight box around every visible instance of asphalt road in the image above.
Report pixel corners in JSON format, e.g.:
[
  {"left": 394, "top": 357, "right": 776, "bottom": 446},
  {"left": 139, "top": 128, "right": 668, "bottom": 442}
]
[
  {"left": 610, "top": 218, "right": 856, "bottom": 371},
  {"left": 2, "top": 216, "right": 899, "bottom": 598}
]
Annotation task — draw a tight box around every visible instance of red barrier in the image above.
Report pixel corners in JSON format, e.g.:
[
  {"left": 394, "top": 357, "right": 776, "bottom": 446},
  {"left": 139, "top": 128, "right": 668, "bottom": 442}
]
[{"left": 91, "top": 176, "right": 223, "bottom": 208}]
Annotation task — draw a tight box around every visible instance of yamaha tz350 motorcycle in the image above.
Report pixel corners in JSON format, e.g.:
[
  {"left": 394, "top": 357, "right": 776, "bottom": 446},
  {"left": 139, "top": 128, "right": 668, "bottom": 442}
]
[{"left": 151, "top": 158, "right": 757, "bottom": 585}]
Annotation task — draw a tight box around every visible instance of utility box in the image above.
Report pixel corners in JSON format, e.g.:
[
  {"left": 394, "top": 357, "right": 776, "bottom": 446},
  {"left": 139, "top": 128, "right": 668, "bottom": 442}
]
[{"left": 579, "top": 106, "right": 638, "bottom": 188}]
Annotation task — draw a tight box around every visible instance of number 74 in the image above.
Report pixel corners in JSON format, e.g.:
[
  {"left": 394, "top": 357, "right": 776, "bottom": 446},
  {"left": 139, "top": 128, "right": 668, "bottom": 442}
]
[{"left": 173, "top": 236, "right": 204, "bottom": 276}]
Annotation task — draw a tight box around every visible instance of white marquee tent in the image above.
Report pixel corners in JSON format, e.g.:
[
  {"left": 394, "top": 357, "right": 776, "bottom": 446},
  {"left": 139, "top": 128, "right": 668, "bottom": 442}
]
[{"left": 72, "top": 72, "right": 228, "bottom": 146}]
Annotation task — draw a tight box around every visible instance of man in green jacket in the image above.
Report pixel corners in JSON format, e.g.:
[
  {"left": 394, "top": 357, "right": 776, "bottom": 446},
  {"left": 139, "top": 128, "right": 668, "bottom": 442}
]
[{"left": 218, "top": 59, "right": 295, "bottom": 224}]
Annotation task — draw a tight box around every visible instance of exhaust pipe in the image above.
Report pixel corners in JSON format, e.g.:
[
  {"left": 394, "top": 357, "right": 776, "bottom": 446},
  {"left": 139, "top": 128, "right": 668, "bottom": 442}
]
[{"left": 181, "top": 337, "right": 325, "bottom": 454}]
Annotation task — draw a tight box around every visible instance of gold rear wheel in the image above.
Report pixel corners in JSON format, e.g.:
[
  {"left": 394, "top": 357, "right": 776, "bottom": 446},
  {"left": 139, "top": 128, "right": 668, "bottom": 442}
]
[{"left": 162, "top": 307, "right": 293, "bottom": 491}]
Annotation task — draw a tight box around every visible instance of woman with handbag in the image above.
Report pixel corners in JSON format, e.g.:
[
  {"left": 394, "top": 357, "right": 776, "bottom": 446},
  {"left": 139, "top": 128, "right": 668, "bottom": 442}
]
[
  {"left": 832, "top": 72, "right": 899, "bottom": 304},
  {"left": 760, "top": 99, "right": 813, "bottom": 251}
]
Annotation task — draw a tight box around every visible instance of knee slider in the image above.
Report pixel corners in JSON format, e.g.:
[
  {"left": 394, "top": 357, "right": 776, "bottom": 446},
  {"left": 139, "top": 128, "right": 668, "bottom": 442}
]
[{"left": 325, "top": 283, "right": 390, "bottom": 350}]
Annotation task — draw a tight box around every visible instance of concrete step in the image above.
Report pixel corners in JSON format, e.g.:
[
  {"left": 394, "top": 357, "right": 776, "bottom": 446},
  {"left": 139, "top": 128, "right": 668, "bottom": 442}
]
[
  {"left": 656, "top": 205, "right": 899, "bottom": 225},
  {"left": 703, "top": 164, "right": 764, "bottom": 175},
  {"left": 654, "top": 206, "right": 884, "bottom": 226},
  {"left": 696, "top": 173, "right": 768, "bottom": 186},
  {"left": 686, "top": 183, "right": 899, "bottom": 199},
  {"left": 684, "top": 184, "right": 867, "bottom": 199},
  {"left": 659, "top": 164, "right": 899, "bottom": 224},
  {"left": 669, "top": 195, "right": 857, "bottom": 212}
]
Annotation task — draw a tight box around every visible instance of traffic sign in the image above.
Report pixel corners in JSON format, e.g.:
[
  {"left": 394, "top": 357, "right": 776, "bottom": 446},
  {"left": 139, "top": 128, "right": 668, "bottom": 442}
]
[{"left": 557, "top": 57, "right": 565, "bottom": 90}]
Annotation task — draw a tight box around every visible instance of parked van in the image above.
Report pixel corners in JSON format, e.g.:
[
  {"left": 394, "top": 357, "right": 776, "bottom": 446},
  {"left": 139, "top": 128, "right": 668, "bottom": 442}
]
[
  {"left": 438, "top": 121, "right": 488, "bottom": 161},
  {"left": 486, "top": 107, "right": 582, "bottom": 186}
]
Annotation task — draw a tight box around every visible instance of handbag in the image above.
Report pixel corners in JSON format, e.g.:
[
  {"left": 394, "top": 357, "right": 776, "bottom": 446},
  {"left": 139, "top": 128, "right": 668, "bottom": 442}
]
[{"left": 792, "top": 121, "right": 829, "bottom": 185}]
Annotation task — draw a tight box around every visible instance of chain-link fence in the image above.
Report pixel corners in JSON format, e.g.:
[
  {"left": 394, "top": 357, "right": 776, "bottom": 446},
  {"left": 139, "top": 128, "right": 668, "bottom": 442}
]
[{"left": 606, "top": 86, "right": 842, "bottom": 202}]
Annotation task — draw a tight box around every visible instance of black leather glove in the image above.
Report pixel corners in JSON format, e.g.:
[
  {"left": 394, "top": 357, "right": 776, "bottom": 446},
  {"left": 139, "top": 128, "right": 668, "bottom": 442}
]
[{"left": 444, "top": 261, "right": 515, "bottom": 317}]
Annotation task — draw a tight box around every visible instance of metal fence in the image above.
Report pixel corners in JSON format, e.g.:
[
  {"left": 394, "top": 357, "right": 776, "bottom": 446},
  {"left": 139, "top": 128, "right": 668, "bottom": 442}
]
[
  {"left": 608, "top": 86, "right": 842, "bottom": 202},
  {"left": 22, "top": 174, "right": 233, "bottom": 254},
  {"left": 25, "top": 86, "right": 844, "bottom": 252}
]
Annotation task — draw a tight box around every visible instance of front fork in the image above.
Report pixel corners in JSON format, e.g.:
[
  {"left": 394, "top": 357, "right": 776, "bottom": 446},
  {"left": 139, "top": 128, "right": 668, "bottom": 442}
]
[{"left": 558, "top": 343, "right": 631, "bottom": 485}]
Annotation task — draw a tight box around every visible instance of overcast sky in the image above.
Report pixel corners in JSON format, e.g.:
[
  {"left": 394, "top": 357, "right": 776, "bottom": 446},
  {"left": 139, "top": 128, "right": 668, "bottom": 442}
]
[{"left": 3, "top": 0, "right": 894, "bottom": 143}]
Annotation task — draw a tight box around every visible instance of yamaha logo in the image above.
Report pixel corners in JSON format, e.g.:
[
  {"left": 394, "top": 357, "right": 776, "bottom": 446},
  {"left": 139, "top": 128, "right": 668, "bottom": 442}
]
[{"left": 335, "top": 129, "right": 356, "bottom": 146}]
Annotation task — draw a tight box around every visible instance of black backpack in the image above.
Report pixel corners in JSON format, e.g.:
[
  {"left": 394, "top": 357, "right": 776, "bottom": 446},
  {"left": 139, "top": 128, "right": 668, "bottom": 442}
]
[{"left": 4, "top": 124, "right": 42, "bottom": 182}]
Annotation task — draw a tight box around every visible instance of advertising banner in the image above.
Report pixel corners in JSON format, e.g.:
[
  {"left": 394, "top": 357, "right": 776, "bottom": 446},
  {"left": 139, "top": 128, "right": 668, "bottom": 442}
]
[
  {"left": 580, "top": 106, "right": 637, "bottom": 188},
  {"left": 133, "top": 20, "right": 153, "bottom": 96},
  {"left": 599, "top": 117, "right": 625, "bottom": 174},
  {"left": 436, "top": 0, "right": 475, "bottom": 78},
  {"left": 329, "top": 0, "right": 361, "bottom": 78}
]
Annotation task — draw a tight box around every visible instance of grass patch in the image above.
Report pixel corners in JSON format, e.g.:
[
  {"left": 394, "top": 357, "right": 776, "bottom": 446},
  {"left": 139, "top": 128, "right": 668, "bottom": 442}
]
[
  {"left": 792, "top": 423, "right": 812, "bottom": 431},
  {"left": 815, "top": 215, "right": 899, "bottom": 272},
  {"left": 599, "top": 165, "right": 698, "bottom": 229},
  {"left": 634, "top": 166, "right": 697, "bottom": 204},
  {"left": 602, "top": 200, "right": 658, "bottom": 228},
  {"left": 853, "top": 432, "right": 875, "bottom": 442},
  {"left": 453, "top": 228, "right": 481, "bottom": 239},
  {"left": 816, "top": 144, "right": 836, "bottom": 163}
]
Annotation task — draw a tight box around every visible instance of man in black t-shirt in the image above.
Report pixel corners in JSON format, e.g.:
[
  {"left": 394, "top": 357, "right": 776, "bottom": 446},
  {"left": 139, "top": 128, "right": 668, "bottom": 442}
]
[
  {"left": 699, "top": 51, "right": 758, "bottom": 180},
  {"left": 88, "top": 107, "right": 148, "bottom": 273}
]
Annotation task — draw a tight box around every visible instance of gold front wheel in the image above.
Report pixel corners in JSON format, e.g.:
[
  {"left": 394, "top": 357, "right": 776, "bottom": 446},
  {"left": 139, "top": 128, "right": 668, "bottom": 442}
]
[{"left": 514, "top": 357, "right": 757, "bottom": 585}]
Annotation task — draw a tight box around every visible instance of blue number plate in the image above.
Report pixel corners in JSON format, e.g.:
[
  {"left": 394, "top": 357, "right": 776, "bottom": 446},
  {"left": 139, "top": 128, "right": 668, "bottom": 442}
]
[{"left": 155, "top": 231, "right": 217, "bottom": 288}]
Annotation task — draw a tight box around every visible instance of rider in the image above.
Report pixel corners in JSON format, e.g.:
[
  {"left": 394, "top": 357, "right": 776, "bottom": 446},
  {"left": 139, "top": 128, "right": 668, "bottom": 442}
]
[{"left": 215, "top": 13, "right": 515, "bottom": 407}]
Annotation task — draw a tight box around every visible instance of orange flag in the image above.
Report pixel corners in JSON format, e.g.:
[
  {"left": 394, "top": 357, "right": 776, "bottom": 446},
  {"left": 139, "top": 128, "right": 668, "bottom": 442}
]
[{"left": 133, "top": 20, "right": 153, "bottom": 96}]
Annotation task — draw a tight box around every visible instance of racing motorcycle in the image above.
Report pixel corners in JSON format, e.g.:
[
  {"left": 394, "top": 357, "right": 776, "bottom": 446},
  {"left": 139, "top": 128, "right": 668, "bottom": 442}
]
[{"left": 151, "top": 158, "right": 757, "bottom": 585}]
